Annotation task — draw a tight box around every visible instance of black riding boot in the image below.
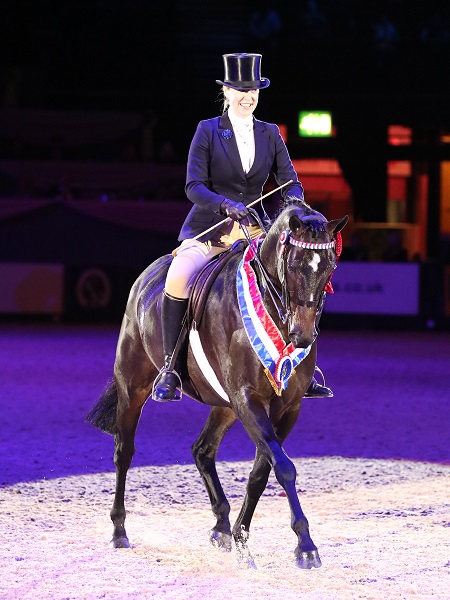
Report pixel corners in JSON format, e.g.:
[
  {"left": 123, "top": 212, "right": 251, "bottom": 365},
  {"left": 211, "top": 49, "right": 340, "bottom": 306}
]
[
  {"left": 304, "top": 292, "right": 333, "bottom": 398},
  {"left": 152, "top": 292, "right": 188, "bottom": 402},
  {"left": 304, "top": 368, "right": 333, "bottom": 398}
]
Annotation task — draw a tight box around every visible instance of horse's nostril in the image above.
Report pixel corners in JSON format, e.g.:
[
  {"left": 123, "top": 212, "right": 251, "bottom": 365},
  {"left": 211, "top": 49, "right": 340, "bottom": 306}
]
[{"left": 289, "top": 331, "right": 313, "bottom": 349}]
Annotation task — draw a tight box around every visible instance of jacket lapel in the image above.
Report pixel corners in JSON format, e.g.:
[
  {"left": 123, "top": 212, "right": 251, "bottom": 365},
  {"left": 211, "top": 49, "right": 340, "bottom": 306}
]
[{"left": 249, "top": 119, "right": 270, "bottom": 176}]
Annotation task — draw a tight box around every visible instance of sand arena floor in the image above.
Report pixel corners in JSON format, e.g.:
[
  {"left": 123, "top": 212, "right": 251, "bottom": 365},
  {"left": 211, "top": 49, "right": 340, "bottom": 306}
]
[{"left": 0, "top": 324, "right": 449, "bottom": 599}]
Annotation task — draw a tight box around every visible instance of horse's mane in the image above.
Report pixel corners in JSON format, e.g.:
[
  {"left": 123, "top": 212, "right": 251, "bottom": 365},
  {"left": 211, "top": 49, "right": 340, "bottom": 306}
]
[{"left": 272, "top": 196, "right": 323, "bottom": 224}]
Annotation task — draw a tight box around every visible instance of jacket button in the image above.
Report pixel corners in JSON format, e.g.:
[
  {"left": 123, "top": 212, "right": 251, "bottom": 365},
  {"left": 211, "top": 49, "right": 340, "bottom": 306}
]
[{"left": 239, "top": 192, "right": 243, "bottom": 196}]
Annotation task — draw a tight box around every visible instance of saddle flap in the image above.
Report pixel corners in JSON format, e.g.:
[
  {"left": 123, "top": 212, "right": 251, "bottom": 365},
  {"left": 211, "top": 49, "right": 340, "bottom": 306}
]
[{"left": 188, "top": 240, "right": 246, "bottom": 328}]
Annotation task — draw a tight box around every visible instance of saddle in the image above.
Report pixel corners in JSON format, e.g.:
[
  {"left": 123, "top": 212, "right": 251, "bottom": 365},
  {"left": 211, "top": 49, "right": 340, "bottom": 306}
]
[{"left": 188, "top": 240, "right": 246, "bottom": 329}]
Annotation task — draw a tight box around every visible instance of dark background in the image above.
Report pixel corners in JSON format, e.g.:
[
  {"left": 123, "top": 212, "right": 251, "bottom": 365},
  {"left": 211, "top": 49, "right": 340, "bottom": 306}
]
[
  {"left": 2, "top": 0, "right": 450, "bottom": 161},
  {"left": 1, "top": 0, "right": 450, "bottom": 326}
]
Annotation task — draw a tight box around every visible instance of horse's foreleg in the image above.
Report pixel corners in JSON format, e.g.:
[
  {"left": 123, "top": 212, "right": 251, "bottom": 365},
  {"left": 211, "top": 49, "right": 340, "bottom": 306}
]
[
  {"left": 110, "top": 397, "right": 145, "bottom": 548},
  {"left": 191, "top": 406, "right": 237, "bottom": 551},
  {"left": 234, "top": 399, "right": 321, "bottom": 569},
  {"left": 273, "top": 411, "right": 322, "bottom": 569},
  {"left": 269, "top": 440, "right": 321, "bottom": 568}
]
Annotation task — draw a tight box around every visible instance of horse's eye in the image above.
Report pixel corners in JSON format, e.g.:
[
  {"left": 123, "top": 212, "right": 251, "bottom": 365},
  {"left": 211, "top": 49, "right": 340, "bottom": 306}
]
[{"left": 288, "top": 259, "right": 303, "bottom": 269}]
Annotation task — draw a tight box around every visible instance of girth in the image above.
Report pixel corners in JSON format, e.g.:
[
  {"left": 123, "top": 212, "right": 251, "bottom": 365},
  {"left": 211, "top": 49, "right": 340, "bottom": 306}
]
[{"left": 188, "top": 240, "right": 246, "bottom": 328}]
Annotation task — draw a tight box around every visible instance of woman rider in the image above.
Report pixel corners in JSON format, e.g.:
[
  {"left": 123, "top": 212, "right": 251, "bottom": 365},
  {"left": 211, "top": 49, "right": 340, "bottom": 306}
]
[{"left": 153, "top": 53, "right": 332, "bottom": 402}]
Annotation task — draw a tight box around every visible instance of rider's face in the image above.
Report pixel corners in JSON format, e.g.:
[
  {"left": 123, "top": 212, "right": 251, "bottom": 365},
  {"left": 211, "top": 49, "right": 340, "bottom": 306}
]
[{"left": 225, "top": 87, "right": 259, "bottom": 118}]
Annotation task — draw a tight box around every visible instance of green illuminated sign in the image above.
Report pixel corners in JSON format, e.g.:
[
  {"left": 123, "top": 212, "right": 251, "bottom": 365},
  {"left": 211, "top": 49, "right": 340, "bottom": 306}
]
[{"left": 299, "top": 111, "right": 332, "bottom": 137}]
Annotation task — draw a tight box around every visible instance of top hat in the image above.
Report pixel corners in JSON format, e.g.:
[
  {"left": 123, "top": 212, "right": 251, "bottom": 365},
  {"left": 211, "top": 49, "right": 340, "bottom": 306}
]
[{"left": 216, "top": 53, "right": 270, "bottom": 90}]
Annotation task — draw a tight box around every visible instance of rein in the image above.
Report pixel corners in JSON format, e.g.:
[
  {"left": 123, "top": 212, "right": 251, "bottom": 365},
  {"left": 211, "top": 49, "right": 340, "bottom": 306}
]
[{"left": 240, "top": 209, "right": 291, "bottom": 324}]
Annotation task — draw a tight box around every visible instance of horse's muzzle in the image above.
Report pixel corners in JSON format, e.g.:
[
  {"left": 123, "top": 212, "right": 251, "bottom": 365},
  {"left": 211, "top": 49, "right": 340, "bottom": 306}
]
[
  {"left": 289, "top": 331, "right": 315, "bottom": 349},
  {"left": 288, "top": 307, "right": 316, "bottom": 348}
]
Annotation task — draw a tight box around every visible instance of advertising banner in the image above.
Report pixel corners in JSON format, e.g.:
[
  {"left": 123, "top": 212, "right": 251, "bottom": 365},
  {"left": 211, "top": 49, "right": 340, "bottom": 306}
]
[{"left": 325, "top": 262, "right": 420, "bottom": 315}]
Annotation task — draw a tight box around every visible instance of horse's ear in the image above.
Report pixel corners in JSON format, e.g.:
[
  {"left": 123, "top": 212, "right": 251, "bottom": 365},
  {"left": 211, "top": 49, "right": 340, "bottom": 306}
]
[
  {"left": 327, "top": 215, "right": 349, "bottom": 236},
  {"left": 288, "top": 214, "right": 303, "bottom": 234}
]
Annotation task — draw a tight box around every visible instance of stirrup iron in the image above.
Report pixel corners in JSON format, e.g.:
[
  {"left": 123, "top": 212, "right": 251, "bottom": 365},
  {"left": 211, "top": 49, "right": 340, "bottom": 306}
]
[
  {"left": 314, "top": 365, "right": 327, "bottom": 388},
  {"left": 152, "top": 366, "right": 183, "bottom": 402}
]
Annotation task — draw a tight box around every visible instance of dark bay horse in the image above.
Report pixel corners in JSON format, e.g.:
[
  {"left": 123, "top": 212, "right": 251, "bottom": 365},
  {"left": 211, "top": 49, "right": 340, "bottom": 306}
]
[{"left": 86, "top": 200, "right": 348, "bottom": 569}]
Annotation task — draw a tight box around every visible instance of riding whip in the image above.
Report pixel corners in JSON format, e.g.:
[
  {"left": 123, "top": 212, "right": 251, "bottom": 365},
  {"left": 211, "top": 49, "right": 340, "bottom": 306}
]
[{"left": 192, "top": 180, "right": 293, "bottom": 241}]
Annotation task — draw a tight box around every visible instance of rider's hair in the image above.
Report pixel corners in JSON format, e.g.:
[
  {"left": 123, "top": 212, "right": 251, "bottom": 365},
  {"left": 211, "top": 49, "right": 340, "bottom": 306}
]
[{"left": 219, "top": 86, "right": 229, "bottom": 114}]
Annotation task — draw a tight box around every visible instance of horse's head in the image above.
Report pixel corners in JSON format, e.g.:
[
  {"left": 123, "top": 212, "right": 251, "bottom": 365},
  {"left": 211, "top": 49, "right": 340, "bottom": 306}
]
[{"left": 265, "top": 204, "right": 348, "bottom": 348}]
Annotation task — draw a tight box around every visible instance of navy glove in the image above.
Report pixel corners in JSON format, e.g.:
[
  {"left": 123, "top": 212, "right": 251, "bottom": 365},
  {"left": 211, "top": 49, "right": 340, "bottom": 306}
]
[{"left": 220, "top": 199, "right": 251, "bottom": 226}]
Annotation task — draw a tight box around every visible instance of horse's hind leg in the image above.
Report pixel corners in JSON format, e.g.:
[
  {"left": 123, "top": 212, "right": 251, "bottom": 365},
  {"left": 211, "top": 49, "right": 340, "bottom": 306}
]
[
  {"left": 110, "top": 319, "right": 157, "bottom": 548},
  {"left": 110, "top": 384, "right": 148, "bottom": 548},
  {"left": 232, "top": 449, "right": 272, "bottom": 568},
  {"left": 191, "top": 406, "right": 237, "bottom": 551}
]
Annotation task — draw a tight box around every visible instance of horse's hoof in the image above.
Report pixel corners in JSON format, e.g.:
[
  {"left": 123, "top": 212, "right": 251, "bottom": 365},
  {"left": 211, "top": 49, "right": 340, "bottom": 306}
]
[
  {"left": 210, "top": 530, "right": 232, "bottom": 551},
  {"left": 111, "top": 536, "right": 131, "bottom": 549},
  {"left": 295, "top": 549, "right": 322, "bottom": 569},
  {"left": 236, "top": 552, "right": 257, "bottom": 570},
  {"left": 234, "top": 534, "right": 257, "bottom": 569}
]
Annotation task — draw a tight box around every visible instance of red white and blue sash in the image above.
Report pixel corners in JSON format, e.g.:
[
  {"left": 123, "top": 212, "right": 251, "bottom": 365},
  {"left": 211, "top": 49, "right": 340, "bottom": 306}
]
[{"left": 236, "top": 241, "right": 312, "bottom": 395}]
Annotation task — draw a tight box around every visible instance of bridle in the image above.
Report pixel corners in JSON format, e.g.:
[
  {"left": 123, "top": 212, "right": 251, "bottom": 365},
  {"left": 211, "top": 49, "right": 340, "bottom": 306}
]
[
  {"left": 240, "top": 209, "right": 337, "bottom": 324},
  {"left": 277, "top": 229, "right": 336, "bottom": 309}
]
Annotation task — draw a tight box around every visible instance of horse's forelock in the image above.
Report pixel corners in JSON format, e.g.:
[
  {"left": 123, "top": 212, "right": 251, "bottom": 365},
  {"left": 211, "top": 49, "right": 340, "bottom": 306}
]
[
  {"left": 286, "top": 211, "right": 328, "bottom": 242},
  {"left": 301, "top": 218, "right": 329, "bottom": 239},
  {"left": 268, "top": 200, "right": 329, "bottom": 245}
]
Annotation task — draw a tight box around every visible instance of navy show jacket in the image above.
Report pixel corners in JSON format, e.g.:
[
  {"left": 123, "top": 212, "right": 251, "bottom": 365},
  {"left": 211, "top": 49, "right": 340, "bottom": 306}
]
[{"left": 179, "top": 112, "right": 305, "bottom": 242}]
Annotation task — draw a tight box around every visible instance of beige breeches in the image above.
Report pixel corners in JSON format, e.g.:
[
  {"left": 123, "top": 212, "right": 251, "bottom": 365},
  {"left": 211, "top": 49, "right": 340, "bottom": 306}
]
[{"left": 165, "top": 221, "right": 262, "bottom": 299}]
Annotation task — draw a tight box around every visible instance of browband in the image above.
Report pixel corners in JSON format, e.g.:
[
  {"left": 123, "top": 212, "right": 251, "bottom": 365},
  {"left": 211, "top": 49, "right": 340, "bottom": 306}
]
[
  {"left": 278, "top": 230, "right": 336, "bottom": 251},
  {"left": 289, "top": 239, "right": 335, "bottom": 250}
]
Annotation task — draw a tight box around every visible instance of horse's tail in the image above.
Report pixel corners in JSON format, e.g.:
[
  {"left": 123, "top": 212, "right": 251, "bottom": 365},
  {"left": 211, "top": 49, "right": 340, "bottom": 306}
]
[{"left": 85, "top": 378, "right": 118, "bottom": 435}]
